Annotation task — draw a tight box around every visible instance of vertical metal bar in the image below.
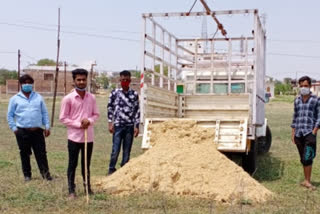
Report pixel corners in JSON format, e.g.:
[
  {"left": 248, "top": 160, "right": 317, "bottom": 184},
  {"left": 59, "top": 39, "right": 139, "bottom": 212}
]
[
  {"left": 152, "top": 21, "right": 156, "bottom": 86},
  {"left": 210, "top": 40, "right": 214, "bottom": 93},
  {"left": 252, "top": 12, "right": 258, "bottom": 125},
  {"left": 228, "top": 39, "right": 232, "bottom": 94},
  {"left": 245, "top": 37, "right": 248, "bottom": 93},
  {"left": 140, "top": 17, "right": 147, "bottom": 123},
  {"left": 174, "top": 39, "right": 178, "bottom": 92},
  {"left": 168, "top": 35, "right": 172, "bottom": 91},
  {"left": 194, "top": 39, "right": 198, "bottom": 94},
  {"left": 160, "top": 29, "right": 164, "bottom": 88}
]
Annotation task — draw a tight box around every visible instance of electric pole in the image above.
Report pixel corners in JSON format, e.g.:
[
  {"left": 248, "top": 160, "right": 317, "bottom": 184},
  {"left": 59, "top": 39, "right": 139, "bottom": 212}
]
[
  {"left": 51, "top": 8, "right": 61, "bottom": 127},
  {"left": 17, "top": 49, "right": 21, "bottom": 91}
]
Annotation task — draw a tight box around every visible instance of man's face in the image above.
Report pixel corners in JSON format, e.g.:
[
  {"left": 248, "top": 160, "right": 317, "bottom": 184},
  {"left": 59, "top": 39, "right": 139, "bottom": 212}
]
[
  {"left": 299, "top": 80, "right": 311, "bottom": 88},
  {"left": 120, "top": 75, "right": 131, "bottom": 89},
  {"left": 74, "top": 74, "right": 87, "bottom": 89}
]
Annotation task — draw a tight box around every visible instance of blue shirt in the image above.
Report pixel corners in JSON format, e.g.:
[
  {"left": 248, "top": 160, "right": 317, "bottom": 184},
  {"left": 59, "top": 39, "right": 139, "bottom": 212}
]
[
  {"left": 107, "top": 88, "right": 140, "bottom": 128},
  {"left": 291, "top": 94, "right": 320, "bottom": 137},
  {"left": 7, "top": 91, "right": 50, "bottom": 132}
]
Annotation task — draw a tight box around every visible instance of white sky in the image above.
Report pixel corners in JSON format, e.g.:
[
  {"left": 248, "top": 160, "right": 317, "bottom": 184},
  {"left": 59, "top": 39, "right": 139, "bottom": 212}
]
[{"left": 1, "top": 0, "right": 320, "bottom": 81}]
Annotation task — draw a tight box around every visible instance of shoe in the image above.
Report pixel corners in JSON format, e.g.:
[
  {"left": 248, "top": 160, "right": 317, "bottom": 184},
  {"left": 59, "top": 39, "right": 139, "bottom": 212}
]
[
  {"left": 42, "top": 172, "right": 53, "bottom": 181},
  {"left": 24, "top": 176, "right": 32, "bottom": 182},
  {"left": 68, "top": 193, "right": 76, "bottom": 199},
  {"left": 45, "top": 175, "right": 53, "bottom": 181}
]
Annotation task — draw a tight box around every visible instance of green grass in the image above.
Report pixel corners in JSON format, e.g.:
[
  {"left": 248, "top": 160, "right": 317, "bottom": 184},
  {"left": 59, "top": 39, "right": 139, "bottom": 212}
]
[{"left": 1, "top": 94, "right": 320, "bottom": 213}]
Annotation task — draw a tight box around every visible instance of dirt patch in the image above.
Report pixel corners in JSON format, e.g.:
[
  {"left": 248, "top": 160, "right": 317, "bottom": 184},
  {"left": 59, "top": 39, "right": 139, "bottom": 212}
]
[{"left": 95, "top": 120, "right": 273, "bottom": 203}]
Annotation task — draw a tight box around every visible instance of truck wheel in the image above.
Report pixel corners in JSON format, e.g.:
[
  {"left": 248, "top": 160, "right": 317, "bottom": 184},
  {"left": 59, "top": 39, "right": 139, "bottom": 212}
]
[
  {"left": 242, "top": 140, "right": 257, "bottom": 175},
  {"left": 257, "top": 125, "right": 272, "bottom": 154}
]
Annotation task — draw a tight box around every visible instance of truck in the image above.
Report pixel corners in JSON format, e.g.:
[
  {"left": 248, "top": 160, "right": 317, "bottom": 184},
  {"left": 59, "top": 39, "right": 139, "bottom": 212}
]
[{"left": 139, "top": 9, "right": 272, "bottom": 174}]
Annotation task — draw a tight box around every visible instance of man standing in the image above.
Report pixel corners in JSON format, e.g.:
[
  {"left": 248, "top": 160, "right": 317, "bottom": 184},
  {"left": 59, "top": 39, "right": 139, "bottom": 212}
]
[
  {"left": 59, "top": 69, "right": 99, "bottom": 199},
  {"left": 7, "top": 74, "right": 52, "bottom": 182},
  {"left": 291, "top": 76, "right": 320, "bottom": 190},
  {"left": 107, "top": 70, "right": 140, "bottom": 175}
]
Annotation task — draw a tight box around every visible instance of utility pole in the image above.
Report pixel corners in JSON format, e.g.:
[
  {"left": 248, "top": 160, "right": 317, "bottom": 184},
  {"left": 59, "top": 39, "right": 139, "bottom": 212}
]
[
  {"left": 17, "top": 49, "right": 21, "bottom": 91},
  {"left": 89, "top": 62, "right": 96, "bottom": 93},
  {"left": 51, "top": 8, "right": 61, "bottom": 127},
  {"left": 64, "top": 61, "right": 67, "bottom": 95}
]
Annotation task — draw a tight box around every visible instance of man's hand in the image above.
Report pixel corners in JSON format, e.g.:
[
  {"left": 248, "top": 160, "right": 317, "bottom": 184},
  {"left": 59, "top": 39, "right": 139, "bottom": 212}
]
[
  {"left": 44, "top": 129, "right": 50, "bottom": 137},
  {"left": 134, "top": 127, "right": 139, "bottom": 138},
  {"left": 81, "top": 119, "right": 90, "bottom": 129},
  {"left": 291, "top": 128, "right": 296, "bottom": 144},
  {"left": 14, "top": 130, "right": 18, "bottom": 135},
  {"left": 108, "top": 123, "right": 114, "bottom": 134},
  {"left": 312, "top": 127, "right": 318, "bottom": 135}
]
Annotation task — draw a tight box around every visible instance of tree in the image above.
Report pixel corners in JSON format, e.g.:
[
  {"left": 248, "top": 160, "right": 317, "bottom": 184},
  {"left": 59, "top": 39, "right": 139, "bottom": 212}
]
[
  {"left": 154, "top": 64, "right": 169, "bottom": 76},
  {"left": 36, "top": 58, "right": 56, "bottom": 66},
  {"left": 0, "top": 69, "right": 18, "bottom": 85},
  {"left": 275, "top": 80, "right": 293, "bottom": 95},
  {"left": 96, "top": 73, "right": 109, "bottom": 89}
]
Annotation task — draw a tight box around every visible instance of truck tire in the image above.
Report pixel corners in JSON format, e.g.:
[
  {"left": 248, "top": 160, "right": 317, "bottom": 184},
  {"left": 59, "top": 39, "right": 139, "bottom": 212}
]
[
  {"left": 257, "top": 125, "right": 272, "bottom": 154},
  {"left": 242, "top": 140, "right": 257, "bottom": 175}
]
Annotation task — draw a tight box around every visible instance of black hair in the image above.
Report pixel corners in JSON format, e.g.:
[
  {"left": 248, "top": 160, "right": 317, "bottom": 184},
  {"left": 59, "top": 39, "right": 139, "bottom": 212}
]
[
  {"left": 298, "top": 76, "right": 311, "bottom": 86},
  {"left": 120, "top": 70, "right": 131, "bottom": 77},
  {"left": 19, "top": 74, "right": 34, "bottom": 84},
  {"left": 72, "top": 68, "right": 88, "bottom": 80}
]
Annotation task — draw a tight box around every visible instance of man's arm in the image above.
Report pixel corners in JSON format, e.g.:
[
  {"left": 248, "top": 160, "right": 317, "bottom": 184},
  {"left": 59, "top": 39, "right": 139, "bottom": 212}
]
[
  {"left": 7, "top": 97, "right": 18, "bottom": 133},
  {"left": 107, "top": 90, "right": 115, "bottom": 133},
  {"left": 59, "top": 96, "right": 81, "bottom": 128},
  {"left": 40, "top": 97, "right": 51, "bottom": 137},
  {"left": 133, "top": 93, "right": 140, "bottom": 137},
  {"left": 313, "top": 97, "right": 320, "bottom": 135},
  {"left": 83, "top": 95, "right": 100, "bottom": 129},
  {"left": 291, "top": 99, "right": 298, "bottom": 143}
]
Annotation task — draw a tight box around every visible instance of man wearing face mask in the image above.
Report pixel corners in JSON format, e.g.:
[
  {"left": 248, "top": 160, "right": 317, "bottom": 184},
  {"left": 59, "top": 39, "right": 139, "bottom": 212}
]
[
  {"left": 7, "top": 74, "right": 52, "bottom": 182},
  {"left": 291, "top": 76, "right": 320, "bottom": 190},
  {"left": 59, "top": 69, "right": 100, "bottom": 199},
  {"left": 107, "top": 70, "right": 140, "bottom": 175}
]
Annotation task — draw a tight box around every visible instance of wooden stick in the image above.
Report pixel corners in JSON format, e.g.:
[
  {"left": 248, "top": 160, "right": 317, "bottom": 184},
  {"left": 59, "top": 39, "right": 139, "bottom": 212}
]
[{"left": 84, "top": 128, "right": 89, "bottom": 204}]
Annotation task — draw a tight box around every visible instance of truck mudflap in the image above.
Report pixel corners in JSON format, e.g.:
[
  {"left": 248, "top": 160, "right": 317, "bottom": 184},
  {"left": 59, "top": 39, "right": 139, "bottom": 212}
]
[{"left": 141, "top": 118, "right": 248, "bottom": 153}]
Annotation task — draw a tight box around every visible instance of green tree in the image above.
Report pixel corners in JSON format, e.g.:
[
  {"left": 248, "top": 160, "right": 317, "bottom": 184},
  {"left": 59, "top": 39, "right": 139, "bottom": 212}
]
[
  {"left": 36, "top": 58, "right": 56, "bottom": 66},
  {"left": 0, "top": 69, "right": 18, "bottom": 85},
  {"left": 275, "top": 80, "right": 293, "bottom": 95},
  {"left": 96, "top": 73, "right": 109, "bottom": 89}
]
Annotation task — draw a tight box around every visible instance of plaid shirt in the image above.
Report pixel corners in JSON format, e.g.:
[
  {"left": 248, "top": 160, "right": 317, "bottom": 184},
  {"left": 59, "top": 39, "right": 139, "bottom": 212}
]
[
  {"left": 291, "top": 94, "right": 320, "bottom": 137},
  {"left": 107, "top": 88, "right": 140, "bottom": 128}
]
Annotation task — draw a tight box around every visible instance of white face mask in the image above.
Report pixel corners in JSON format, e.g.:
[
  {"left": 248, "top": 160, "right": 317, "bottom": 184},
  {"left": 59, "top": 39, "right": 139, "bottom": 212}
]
[{"left": 300, "top": 87, "right": 310, "bottom": 96}]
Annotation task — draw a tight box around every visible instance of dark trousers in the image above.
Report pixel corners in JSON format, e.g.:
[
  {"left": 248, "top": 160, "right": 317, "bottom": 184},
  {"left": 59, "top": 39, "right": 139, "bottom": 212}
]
[
  {"left": 108, "top": 125, "right": 134, "bottom": 174},
  {"left": 67, "top": 140, "right": 93, "bottom": 194},
  {"left": 15, "top": 128, "right": 50, "bottom": 178},
  {"left": 295, "top": 133, "right": 317, "bottom": 166}
]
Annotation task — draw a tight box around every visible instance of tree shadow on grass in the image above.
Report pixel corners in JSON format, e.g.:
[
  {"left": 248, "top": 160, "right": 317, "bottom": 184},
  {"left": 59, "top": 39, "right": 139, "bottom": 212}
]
[{"left": 254, "top": 153, "right": 284, "bottom": 182}]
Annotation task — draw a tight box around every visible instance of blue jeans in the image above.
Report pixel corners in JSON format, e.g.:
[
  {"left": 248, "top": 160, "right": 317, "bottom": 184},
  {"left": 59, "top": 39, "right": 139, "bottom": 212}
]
[{"left": 108, "top": 125, "right": 134, "bottom": 174}]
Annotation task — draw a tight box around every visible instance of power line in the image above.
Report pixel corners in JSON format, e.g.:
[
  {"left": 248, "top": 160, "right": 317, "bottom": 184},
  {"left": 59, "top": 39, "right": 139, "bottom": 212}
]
[
  {"left": 0, "top": 22, "right": 140, "bottom": 42},
  {"left": 268, "top": 39, "right": 320, "bottom": 44}
]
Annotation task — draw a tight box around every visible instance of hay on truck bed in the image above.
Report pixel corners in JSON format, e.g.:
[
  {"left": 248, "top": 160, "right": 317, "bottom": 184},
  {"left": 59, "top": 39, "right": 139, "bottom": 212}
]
[{"left": 95, "top": 120, "right": 273, "bottom": 203}]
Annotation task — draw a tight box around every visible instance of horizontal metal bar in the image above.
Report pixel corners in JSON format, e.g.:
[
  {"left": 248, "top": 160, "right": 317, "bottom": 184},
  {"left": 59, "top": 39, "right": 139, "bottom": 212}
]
[
  {"left": 145, "top": 35, "right": 194, "bottom": 63},
  {"left": 147, "top": 18, "right": 178, "bottom": 40},
  {"left": 177, "top": 37, "right": 254, "bottom": 42},
  {"left": 145, "top": 51, "right": 179, "bottom": 71},
  {"left": 142, "top": 9, "right": 257, "bottom": 18}
]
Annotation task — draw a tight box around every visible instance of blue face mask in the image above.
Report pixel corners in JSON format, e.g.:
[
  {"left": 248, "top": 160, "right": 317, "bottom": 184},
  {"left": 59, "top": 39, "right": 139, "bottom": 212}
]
[
  {"left": 75, "top": 86, "right": 86, "bottom": 91},
  {"left": 22, "top": 84, "right": 33, "bottom": 93}
]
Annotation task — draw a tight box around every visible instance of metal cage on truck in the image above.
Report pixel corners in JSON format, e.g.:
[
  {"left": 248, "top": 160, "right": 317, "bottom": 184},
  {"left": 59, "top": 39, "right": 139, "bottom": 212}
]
[{"left": 139, "top": 9, "right": 271, "bottom": 174}]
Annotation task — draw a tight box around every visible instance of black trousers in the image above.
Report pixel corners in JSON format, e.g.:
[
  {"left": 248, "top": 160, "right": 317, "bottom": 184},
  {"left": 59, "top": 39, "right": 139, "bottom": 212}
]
[
  {"left": 67, "top": 140, "right": 93, "bottom": 194},
  {"left": 15, "top": 128, "right": 50, "bottom": 178}
]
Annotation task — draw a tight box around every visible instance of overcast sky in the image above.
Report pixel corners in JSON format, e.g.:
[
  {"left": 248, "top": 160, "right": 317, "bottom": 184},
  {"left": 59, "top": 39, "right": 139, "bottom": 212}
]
[{"left": 1, "top": 0, "right": 320, "bottom": 80}]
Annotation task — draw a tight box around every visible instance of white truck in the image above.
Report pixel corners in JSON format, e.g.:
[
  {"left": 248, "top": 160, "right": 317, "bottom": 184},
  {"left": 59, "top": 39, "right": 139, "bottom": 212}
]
[{"left": 139, "top": 9, "right": 272, "bottom": 174}]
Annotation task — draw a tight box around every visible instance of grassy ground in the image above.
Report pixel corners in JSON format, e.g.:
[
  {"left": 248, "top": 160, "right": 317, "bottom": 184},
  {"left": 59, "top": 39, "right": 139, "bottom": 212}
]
[{"left": 0, "top": 94, "right": 320, "bottom": 213}]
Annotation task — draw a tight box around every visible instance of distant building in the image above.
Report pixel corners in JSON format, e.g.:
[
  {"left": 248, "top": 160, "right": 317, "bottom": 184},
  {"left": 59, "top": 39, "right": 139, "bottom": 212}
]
[{"left": 4, "top": 65, "right": 97, "bottom": 95}]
